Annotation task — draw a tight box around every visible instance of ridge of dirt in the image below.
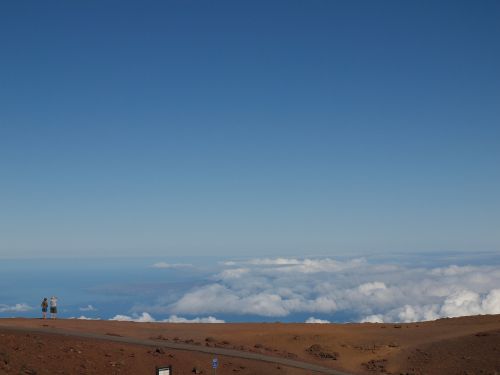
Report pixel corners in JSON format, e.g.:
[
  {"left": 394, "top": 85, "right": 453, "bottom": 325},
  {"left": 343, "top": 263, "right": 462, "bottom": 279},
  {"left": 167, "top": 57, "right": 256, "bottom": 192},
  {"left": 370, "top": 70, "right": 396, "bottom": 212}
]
[
  {"left": 2, "top": 315, "right": 500, "bottom": 375},
  {"left": 0, "top": 325, "right": 352, "bottom": 375},
  {"left": 385, "top": 328, "right": 500, "bottom": 375}
]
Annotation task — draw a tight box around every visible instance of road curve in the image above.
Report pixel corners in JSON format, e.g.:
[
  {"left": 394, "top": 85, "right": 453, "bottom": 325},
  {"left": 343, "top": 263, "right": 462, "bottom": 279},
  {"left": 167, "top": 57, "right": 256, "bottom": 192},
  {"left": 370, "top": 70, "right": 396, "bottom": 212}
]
[{"left": 0, "top": 324, "right": 354, "bottom": 375}]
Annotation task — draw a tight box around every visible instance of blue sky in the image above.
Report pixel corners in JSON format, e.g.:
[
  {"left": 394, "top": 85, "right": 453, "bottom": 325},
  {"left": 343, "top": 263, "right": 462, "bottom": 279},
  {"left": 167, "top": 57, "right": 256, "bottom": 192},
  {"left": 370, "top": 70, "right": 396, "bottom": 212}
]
[{"left": 1, "top": 0, "right": 499, "bottom": 257}]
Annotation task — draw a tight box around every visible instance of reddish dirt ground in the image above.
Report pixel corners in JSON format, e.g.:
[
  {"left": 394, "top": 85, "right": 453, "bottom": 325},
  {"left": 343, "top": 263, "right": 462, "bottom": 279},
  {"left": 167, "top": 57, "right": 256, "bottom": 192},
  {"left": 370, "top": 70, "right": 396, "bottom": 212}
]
[
  {"left": 1, "top": 314, "right": 500, "bottom": 374},
  {"left": 0, "top": 330, "right": 308, "bottom": 375}
]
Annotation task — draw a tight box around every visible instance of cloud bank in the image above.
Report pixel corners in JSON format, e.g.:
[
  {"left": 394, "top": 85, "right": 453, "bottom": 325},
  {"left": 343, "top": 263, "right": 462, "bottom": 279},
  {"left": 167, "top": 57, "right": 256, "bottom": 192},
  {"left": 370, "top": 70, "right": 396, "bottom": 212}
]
[
  {"left": 0, "top": 303, "right": 32, "bottom": 313},
  {"left": 162, "top": 315, "right": 225, "bottom": 323},
  {"left": 69, "top": 315, "right": 100, "bottom": 320},
  {"left": 305, "top": 317, "right": 331, "bottom": 324},
  {"left": 161, "top": 257, "right": 500, "bottom": 323},
  {"left": 110, "top": 312, "right": 224, "bottom": 323}
]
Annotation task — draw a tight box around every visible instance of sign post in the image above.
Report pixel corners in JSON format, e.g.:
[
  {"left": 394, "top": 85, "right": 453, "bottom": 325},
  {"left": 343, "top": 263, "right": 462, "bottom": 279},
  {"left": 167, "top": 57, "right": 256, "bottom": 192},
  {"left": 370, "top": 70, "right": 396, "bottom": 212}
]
[
  {"left": 156, "top": 365, "right": 172, "bottom": 375},
  {"left": 212, "top": 358, "right": 218, "bottom": 375}
]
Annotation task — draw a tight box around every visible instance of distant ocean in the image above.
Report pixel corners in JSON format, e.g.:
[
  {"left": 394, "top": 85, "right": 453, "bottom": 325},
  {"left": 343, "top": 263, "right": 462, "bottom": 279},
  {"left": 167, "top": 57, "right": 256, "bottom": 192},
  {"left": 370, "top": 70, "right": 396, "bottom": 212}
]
[{"left": 1, "top": 252, "right": 500, "bottom": 323}]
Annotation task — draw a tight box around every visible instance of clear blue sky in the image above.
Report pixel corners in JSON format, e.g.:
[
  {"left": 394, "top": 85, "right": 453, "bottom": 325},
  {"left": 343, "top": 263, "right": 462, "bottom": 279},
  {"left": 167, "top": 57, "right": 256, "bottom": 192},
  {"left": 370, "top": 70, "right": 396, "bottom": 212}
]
[{"left": 1, "top": 0, "right": 499, "bottom": 257}]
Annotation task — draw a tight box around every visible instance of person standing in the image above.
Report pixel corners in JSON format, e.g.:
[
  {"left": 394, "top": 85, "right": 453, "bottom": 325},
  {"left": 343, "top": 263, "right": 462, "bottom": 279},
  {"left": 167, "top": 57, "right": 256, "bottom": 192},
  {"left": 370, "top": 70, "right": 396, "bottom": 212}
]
[
  {"left": 49, "top": 296, "right": 58, "bottom": 319},
  {"left": 41, "top": 298, "right": 48, "bottom": 319}
]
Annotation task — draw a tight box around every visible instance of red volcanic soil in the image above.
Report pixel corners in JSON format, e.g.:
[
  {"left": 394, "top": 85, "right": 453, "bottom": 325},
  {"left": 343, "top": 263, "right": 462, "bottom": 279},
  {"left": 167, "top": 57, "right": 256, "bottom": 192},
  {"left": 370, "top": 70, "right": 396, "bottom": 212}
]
[
  {"left": 0, "top": 329, "right": 305, "bottom": 375},
  {"left": 1, "top": 315, "right": 500, "bottom": 374}
]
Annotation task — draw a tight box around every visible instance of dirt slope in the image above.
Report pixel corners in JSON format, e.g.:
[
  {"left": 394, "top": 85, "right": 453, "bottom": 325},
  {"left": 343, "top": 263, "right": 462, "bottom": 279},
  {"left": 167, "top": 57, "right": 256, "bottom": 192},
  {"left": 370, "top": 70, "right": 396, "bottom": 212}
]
[{"left": 1, "top": 314, "right": 499, "bottom": 374}]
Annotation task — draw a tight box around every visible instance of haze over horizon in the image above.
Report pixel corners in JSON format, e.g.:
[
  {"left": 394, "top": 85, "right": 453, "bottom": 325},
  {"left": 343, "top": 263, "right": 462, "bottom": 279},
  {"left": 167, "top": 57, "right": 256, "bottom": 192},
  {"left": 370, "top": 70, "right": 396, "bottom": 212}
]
[{"left": 1, "top": 0, "right": 499, "bottom": 258}]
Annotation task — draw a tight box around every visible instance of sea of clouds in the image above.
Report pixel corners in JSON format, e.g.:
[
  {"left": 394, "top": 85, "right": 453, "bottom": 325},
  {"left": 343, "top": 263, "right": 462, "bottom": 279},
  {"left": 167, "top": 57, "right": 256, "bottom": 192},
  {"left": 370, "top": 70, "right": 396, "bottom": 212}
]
[
  {"left": 4, "top": 255, "right": 500, "bottom": 323},
  {"left": 135, "top": 256, "right": 500, "bottom": 323}
]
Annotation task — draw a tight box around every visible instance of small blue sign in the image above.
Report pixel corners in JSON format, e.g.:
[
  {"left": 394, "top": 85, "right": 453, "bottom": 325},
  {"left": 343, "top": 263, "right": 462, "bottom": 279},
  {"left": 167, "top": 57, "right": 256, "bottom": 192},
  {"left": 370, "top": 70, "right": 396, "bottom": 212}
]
[{"left": 212, "top": 358, "right": 218, "bottom": 369}]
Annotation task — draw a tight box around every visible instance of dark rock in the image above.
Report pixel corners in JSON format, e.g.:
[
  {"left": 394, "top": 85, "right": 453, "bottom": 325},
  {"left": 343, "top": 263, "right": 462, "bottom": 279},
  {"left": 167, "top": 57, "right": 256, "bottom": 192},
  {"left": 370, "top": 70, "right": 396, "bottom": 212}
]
[
  {"left": 0, "top": 352, "right": 9, "bottom": 365},
  {"left": 21, "top": 365, "right": 37, "bottom": 375},
  {"left": 362, "top": 359, "right": 388, "bottom": 372},
  {"left": 306, "top": 344, "right": 339, "bottom": 360}
]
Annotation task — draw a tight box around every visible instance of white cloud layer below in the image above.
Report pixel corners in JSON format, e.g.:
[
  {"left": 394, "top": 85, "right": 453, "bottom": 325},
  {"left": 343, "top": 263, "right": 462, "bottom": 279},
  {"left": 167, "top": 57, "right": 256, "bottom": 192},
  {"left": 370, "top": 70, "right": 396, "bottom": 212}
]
[
  {"left": 161, "top": 257, "right": 500, "bottom": 323},
  {"left": 68, "top": 315, "right": 101, "bottom": 320},
  {"left": 0, "top": 303, "right": 32, "bottom": 313},
  {"left": 305, "top": 317, "right": 331, "bottom": 324},
  {"left": 79, "top": 304, "right": 97, "bottom": 312},
  {"left": 110, "top": 312, "right": 224, "bottom": 323}
]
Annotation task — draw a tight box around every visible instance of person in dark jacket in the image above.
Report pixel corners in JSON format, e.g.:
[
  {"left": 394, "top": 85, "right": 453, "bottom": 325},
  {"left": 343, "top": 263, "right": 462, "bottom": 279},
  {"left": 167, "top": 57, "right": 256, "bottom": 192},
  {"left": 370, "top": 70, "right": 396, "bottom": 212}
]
[{"left": 41, "top": 298, "right": 48, "bottom": 319}]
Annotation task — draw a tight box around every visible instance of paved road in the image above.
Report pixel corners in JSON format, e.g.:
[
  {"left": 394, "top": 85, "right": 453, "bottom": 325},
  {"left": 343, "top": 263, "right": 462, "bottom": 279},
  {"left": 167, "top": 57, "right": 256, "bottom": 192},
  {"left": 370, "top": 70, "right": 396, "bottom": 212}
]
[{"left": 0, "top": 324, "right": 354, "bottom": 375}]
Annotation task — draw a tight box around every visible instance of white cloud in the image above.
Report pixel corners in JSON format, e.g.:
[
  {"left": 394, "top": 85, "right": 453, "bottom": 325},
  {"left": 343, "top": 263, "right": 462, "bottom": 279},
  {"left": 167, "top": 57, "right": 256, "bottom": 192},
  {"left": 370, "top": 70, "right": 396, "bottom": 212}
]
[
  {"left": 162, "top": 315, "right": 225, "bottom": 323},
  {"left": 217, "top": 268, "right": 249, "bottom": 280},
  {"left": 0, "top": 303, "right": 32, "bottom": 313},
  {"left": 360, "top": 314, "right": 384, "bottom": 323},
  {"left": 79, "top": 304, "right": 97, "bottom": 312},
  {"left": 481, "top": 289, "right": 500, "bottom": 314},
  {"left": 152, "top": 262, "right": 193, "bottom": 269},
  {"left": 248, "top": 258, "right": 303, "bottom": 266},
  {"left": 441, "top": 289, "right": 500, "bottom": 317},
  {"left": 223, "top": 257, "right": 367, "bottom": 273},
  {"left": 111, "top": 312, "right": 156, "bottom": 322},
  {"left": 440, "top": 290, "right": 483, "bottom": 317},
  {"left": 109, "top": 312, "right": 224, "bottom": 323},
  {"left": 397, "top": 304, "right": 440, "bottom": 323},
  {"left": 358, "top": 282, "right": 387, "bottom": 295},
  {"left": 359, "top": 288, "right": 500, "bottom": 323},
  {"left": 170, "top": 283, "right": 338, "bottom": 317},
  {"left": 69, "top": 315, "right": 100, "bottom": 320},
  {"left": 140, "top": 256, "right": 500, "bottom": 323},
  {"left": 110, "top": 314, "right": 135, "bottom": 322},
  {"left": 171, "top": 284, "right": 290, "bottom": 316},
  {"left": 430, "top": 265, "right": 476, "bottom": 276},
  {"left": 305, "top": 317, "right": 330, "bottom": 324}
]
